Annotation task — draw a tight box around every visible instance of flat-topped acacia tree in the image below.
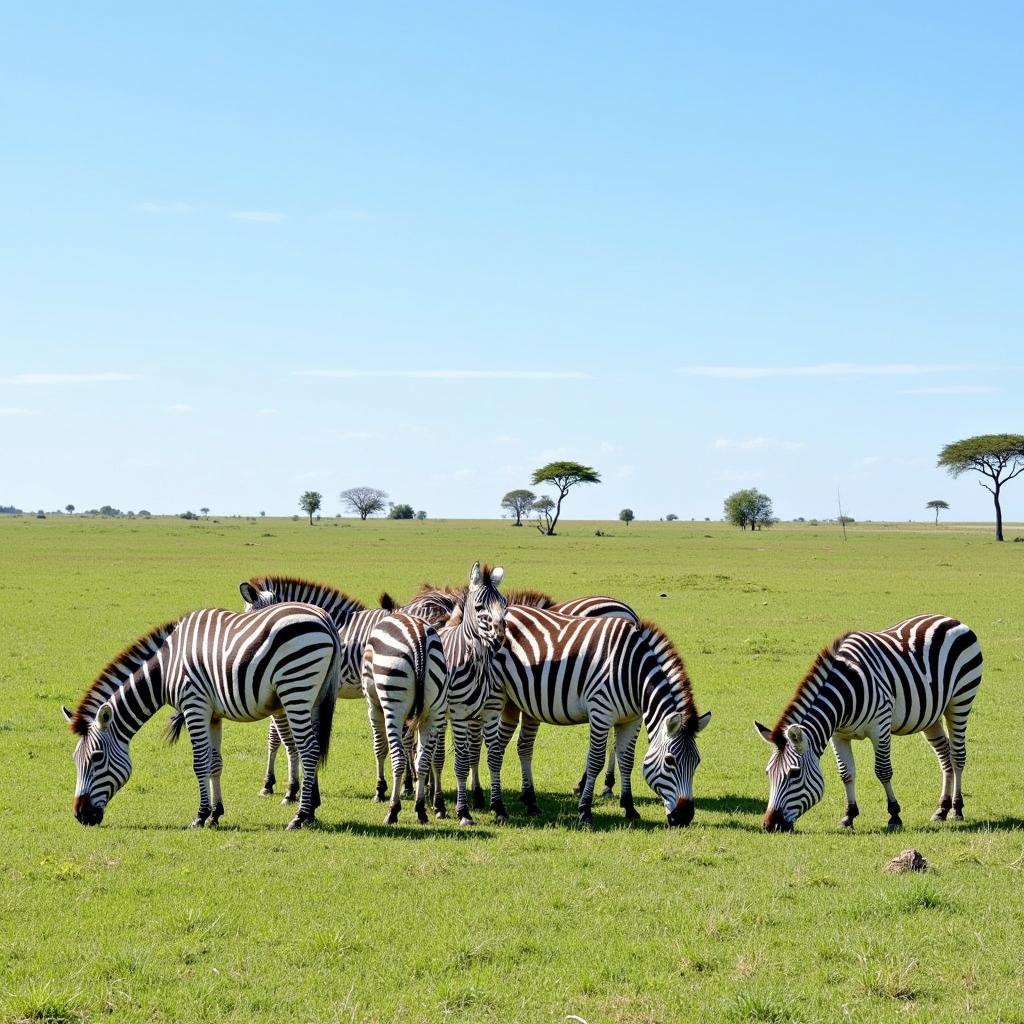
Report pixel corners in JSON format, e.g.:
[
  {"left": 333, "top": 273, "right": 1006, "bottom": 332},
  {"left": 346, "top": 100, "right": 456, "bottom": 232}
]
[
  {"left": 926, "top": 499, "right": 949, "bottom": 525},
  {"left": 530, "top": 461, "right": 601, "bottom": 535},
  {"left": 938, "top": 434, "right": 1024, "bottom": 541}
]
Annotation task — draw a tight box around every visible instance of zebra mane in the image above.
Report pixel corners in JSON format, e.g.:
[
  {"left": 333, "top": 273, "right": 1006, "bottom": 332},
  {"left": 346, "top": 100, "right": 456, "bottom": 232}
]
[
  {"left": 505, "top": 588, "right": 557, "bottom": 608},
  {"left": 379, "top": 592, "right": 396, "bottom": 612},
  {"left": 69, "top": 620, "right": 179, "bottom": 735},
  {"left": 770, "top": 636, "right": 849, "bottom": 744},
  {"left": 244, "top": 574, "right": 367, "bottom": 628},
  {"left": 638, "top": 620, "right": 698, "bottom": 727}
]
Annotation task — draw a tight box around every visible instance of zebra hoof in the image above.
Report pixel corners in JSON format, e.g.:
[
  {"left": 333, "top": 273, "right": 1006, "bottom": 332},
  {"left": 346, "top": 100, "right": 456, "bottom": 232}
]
[
  {"left": 385, "top": 808, "right": 400, "bottom": 825},
  {"left": 951, "top": 810, "right": 964, "bottom": 821},
  {"left": 471, "top": 787, "right": 487, "bottom": 810},
  {"left": 525, "top": 803, "right": 541, "bottom": 817},
  {"left": 280, "top": 795, "right": 298, "bottom": 806},
  {"left": 459, "top": 815, "right": 475, "bottom": 827},
  {"left": 189, "top": 818, "right": 207, "bottom": 830},
  {"left": 839, "top": 816, "right": 855, "bottom": 828},
  {"left": 258, "top": 786, "right": 274, "bottom": 797},
  {"left": 623, "top": 807, "right": 641, "bottom": 822},
  {"left": 434, "top": 804, "right": 448, "bottom": 820},
  {"left": 577, "top": 813, "right": 594, "bottom": 829},
  {"left": 285, "top": 817, "right": 304, "bottom": 830},
  {"left": 931, "top": 808, "right": 949, "bottom": 822},
  {"left": 886, "top": 817, "right": 903, "bottom": 832},
  {"left": 600, "top": 787, "right": 615, "bottom": 800}
]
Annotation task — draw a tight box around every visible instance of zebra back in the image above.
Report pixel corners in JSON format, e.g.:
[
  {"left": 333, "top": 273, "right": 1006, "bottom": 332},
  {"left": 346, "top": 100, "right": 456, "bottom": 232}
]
[
  {"left": 239, "top": 574, "right": 368, "bottom": 630},
  {"left": 550, "top": 595, "right": 640, "bottom": 625},
  {"left": 67, "top": 620, "right": 179, "bottom": 735}
]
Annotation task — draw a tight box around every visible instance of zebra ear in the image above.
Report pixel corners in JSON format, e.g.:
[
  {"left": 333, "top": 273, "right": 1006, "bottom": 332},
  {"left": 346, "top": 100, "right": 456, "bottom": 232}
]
[
  {"left": 62, "top": 705, "right": 74, "bottom": 723},
  {"left": 97, "top": 703, "right": 113, "bottom": 732},
  {"left": 239, "top": 581, "right": 261, "bottom": 606},
  {"left": 489, "top": 566, "right": 505, "bottom": 588},
  {"left": 754, "top": 721, "right": 773, "bottom": 744},
  {"left": 784, "top": 723, "right": 809, "bottom": 754},
  {"left": 695, "top": 710, "right": 712, "bottom": 733},
  {"left": 469, "top": 561, "right": 482, "bottom": 588},
  {"left": 664, "top": 712, "right": 684, "bottom": 737}
]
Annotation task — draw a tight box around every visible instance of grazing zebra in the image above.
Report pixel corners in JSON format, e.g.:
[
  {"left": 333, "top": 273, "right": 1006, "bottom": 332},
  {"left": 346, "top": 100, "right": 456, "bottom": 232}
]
[
  {"left": 64, "top": 604, "right": 342, "bottom": 829},
  {"left": 362, "top": 612, "right": 447, "bottom": 824},
  {"left": 436, "top": 563, "right": 508, "bottom": 825},
  {"left": 237, "top": 575, "right": 450, "bottom": 802},
  {"left": 486, "top": 608, "right": 711, "bottom": 827},
  {"left": 754, "top": 613, "right": 983, "bottom": 832}
]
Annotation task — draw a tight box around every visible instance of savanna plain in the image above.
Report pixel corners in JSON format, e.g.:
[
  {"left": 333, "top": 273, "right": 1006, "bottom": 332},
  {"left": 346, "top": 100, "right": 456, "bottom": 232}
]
[{"left": 1, "top": 515, "right": 1023, "bottom": 1024}]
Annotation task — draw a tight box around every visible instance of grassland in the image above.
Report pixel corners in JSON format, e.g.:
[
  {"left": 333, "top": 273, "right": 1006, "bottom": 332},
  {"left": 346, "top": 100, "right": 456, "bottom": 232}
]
[{"left": 1, "top": 515, "right": 1023, "bottom": 1024}]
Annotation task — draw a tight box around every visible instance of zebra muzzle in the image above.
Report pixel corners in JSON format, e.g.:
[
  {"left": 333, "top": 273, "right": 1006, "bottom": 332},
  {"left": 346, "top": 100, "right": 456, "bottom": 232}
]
[
  {"left": 73, "top": 796, "right": 104, "bottom": 826},
  {"left": 667, "top": 798, "right": 694, "bottom": 827}
]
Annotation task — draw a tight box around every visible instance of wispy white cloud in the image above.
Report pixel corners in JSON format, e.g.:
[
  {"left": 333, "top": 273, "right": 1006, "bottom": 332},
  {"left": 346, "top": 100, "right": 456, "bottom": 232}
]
[
  {"left": 138, "top": 201, "right": 193, "bottom": 214},
  {"left": 0, "top": 372, "right": 140, "bottom": 385},
  {"left": 899, "top": 385, "right": 1001, "bottom": 396},
  {"left": 167, "top": 403, "right": 193, "bottom": 414},
  {"left": 713, "top": 437, "right": 807, "bottom": 451},
  {"left": 680, "top": 363, "right": 968, "bottom": 380},
  {"left": 230, "top": 210, "right": 286, "bottom": 224},
  {"left": 295, "top": 369, "right": 589, "bottom": 381}
]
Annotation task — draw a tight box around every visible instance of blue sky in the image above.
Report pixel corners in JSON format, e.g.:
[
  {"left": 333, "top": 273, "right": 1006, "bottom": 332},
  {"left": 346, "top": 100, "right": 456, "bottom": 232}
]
[{"left": 2, "top": 4, "right": 1021, "bottom": 520}]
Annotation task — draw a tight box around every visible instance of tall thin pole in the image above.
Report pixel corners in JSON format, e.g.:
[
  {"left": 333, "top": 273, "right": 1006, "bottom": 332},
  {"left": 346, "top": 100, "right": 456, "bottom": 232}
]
[{"left": 837, "top": 490, "right": 847, "bottom": 541}]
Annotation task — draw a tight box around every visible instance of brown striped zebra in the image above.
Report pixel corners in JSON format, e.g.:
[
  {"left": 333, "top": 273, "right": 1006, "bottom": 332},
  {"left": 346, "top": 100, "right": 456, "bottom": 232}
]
[
  {"left": 755, "top": 613, "right": 983, "bottom": 831},
  {"left": 64, "top": 604, "right": 341, "bottom": 829}
]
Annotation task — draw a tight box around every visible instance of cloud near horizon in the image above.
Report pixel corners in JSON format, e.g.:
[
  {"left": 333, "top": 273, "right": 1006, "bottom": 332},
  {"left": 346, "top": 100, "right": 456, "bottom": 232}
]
[
  {"left": 295, "top": 369, "right": 590, "bottom": 381},
  {"left": 679, "top": 363, "right": 970, "bottom": 379}
]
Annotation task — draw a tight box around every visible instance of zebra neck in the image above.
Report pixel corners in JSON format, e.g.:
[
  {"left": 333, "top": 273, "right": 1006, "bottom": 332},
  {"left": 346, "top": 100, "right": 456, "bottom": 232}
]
[
  {"left": 105, "top": 656, "right": 167, "bottom": 741},
  {"left": 794, "top": 673, "right": 848, "bottom": 756}
]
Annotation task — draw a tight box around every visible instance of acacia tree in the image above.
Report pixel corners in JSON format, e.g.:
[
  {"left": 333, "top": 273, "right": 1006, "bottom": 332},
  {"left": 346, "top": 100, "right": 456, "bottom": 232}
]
[
  {"left": 938, "top": 434, "right": 1024, "bottom": 541},
  {"left": 299, "top": 490, "right": 322, "bottom": 526},
  {"left": 530, "top": 461, "right": 601, "bottom": 535},
  {"left": 340, "top": 486, "right": 388, "bottom": 520},
  {"left": 926, "top": 499, "right": 950, "bottom": 525},
  {"left": 389, "top": 503, "right": 414, "bottom": 519},
  {"left": 619, "top": 508, "right": 635, "bottom": 528},
  {"left": 500, "top": 489, "right": 536, "bottom": 527},
  {"left": 532, "top": 496, "right": 556, "bottom": 533},
  {"left": 200, "top": 507, "right": 210, "bottom": 518},
  {"left": 724, "top": 488, "right": 775, "bottom": 531},
  {"left": 65, "top": 504, "right": 75, "bottom": 515}
]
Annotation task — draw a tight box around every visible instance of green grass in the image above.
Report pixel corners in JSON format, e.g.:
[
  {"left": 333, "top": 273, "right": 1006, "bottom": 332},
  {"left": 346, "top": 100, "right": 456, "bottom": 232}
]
[{"left": 2, "top": 515, "right": 1023, "bottom": 1023}]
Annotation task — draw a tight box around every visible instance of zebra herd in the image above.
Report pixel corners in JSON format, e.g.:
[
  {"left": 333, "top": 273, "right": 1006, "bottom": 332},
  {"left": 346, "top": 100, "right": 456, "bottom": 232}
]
[{"left": 65, "top": 561, "right": 984, "bottom": 834}]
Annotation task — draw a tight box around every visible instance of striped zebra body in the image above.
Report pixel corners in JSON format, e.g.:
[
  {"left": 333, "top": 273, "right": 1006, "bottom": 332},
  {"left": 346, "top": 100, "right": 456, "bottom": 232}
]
[
  {"left": 755, "top": 613, "right": 983, "bottom": 831},
  {"left": 487, "top": 607, "right": 710, "bottom": 826},
  {"left": 362, "top": 612, "right": 448, "bottom": 824},
  {"left": 64, "top": 603, "right": 342, "bottom": 829},
  {"left": 238, "top": 575, "right": 449, "bottom": 801}
]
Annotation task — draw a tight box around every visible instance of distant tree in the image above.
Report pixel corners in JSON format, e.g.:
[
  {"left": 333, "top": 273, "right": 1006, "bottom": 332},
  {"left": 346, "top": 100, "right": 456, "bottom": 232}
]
[
  {"left": 65, "top": 504, "right": 75, "bottom": 515},
  {"left": 200, "top": 507, "right": 210, "bottom": 518},
  {"left": 340, "top": 486, "right": 389, "bottom": 520},
  {"left": 500, "top": 489, "right": 536, "bottom": 527},
  {"left": 530, "top": 461, "right": 601, "bottom": 536},
  {"left": 180, "top": 510, "right": 198, "bottom": 520},
  {"left": 938, "top": 434, "right": 1024, "bottom": 541},
  {"left": 532, "top": 496, "right": 556, "bottom": 533},
  {"left": 0, "top": 505, "right": 24, "bottom": 515},
  {"left": 619, "top": 508, "right": 635, "bottom": 528},
  {"left": 389, "top": 503, "right": 414, "bottom": 520},
  {"left": 724, "top": 488, "right": 776, "bottom": 531},
  {"left": 99, "top": 505, "right": 122, "bottom": 517},
  {"left": 299, "top": 490, "right": 322, "bottom": 526},
  {"left": 837, "top": 515, "right": 855, "bottom": 525},
  {"left": 138, "top": 510, "right": 151, "bottom": 518},
  {"left": 415, "top": 510, "right": 427, "bottom": 520},
  {"left": 260, "top": 510, "right": 266, "bottom": 517},
  {"left": 665, "top": 513, "right": 678, "bottom": 522}
]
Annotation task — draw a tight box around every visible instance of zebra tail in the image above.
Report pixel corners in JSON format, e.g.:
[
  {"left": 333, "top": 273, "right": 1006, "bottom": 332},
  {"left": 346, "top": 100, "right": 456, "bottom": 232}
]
[
  {"left": 411, "top": 644, "right": 426, "bottom": 723},
  {"left": 316, "top": 637, "right": 342, "bottom": 767},
  {"left": 164, "top": 710, "right": 187, "bottom": 745}
]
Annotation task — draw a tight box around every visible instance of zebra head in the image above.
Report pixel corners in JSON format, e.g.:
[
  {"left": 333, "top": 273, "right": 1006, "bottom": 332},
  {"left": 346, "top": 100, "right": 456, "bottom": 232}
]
[
  {"left": 62, "top": 702, "right": 132, "bottom": 825},
  {"left": 755, "top": 720, "right": 825, "bottom": 831},
  {"left": 642, "top": 708, "right": 712, "bottom": 826},
  {"left": 465, "top": 561, "right": 507, "bottom": 647},
  {"left": 239, "top": 581, "right": 277, "bottom": 610}
]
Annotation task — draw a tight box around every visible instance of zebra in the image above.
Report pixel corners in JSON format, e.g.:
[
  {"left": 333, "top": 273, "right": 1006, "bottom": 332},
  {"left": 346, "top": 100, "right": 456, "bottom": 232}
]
[
  {"left": 237, "top": 575, "right": 451, "bottom": 803},
  {"left": 64, "top": 603, "right": 342, "bottom": 829},
  {"left": 485, "top": 607, "right": 711, "bottom": 827},
  {"left": 754, "top": 613, "right": 983, "bottom": 832},
  {"left": 435, "top": 562, "right": 508, "bottom": 825},
  {"left": 361, "top": 611, "right": 447, "bottom": 824}
]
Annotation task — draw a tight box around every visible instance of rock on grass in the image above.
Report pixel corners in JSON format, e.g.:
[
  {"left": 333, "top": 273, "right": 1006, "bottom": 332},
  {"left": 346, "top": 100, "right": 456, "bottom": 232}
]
[{"left": 886, "top": 848, "right": 929, "bottom": 874}]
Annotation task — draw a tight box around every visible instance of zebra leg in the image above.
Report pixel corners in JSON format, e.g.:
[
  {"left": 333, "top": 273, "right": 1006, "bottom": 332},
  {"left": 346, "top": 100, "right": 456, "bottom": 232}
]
[
  {"left": 451, "top": 714, "right": 477, "bottom": 825},
  {"left": 183, "top": 709, "right": 214, "bottom": 829},
  {"left": 578, "top": 720, "right": 612, "bottom": 827},
  {"left": 870, "top": 730, "right": 902, "bottom": 830},
  {"left": 469, "top": 752, "right": 486, "bottom": 810},
  {"left": 207, "top": 717, "right": 225, "bottom": 827},
  {"left": 278, "top": 706, "right": 320, "bottom": 829},
  {"left": 831, "top": 735, "right": 859, "bottom": 828},
  {"left": 384, "top": 711, "right": 409, "bottom": 825},
  {"left": 924, "top": 720, "right": 954, "bottom": 821},
  {"left": 485, "top": 703, "right": 519, "bottom": 823},
  {"left": 367, "top": 701, "right": 389, "bottom": 803},
  {"left": 614, "top": 719, "right": 642, "bottom": 821},
  {"left": 946, "top": 712, "right": 969, "bottom": 820},
  {"left": 430, "top": 719, "right": 447, "bottom": 819},
  {"left": 601, "top": 735, "right": 617, "bottom": 799},
  {"left": 517, "top": 714, "right": 542, "bottom": 816},
  {"left": 401, "top": 723, "right": 415, "bottom": 798},
  {"left": 259, "top": 717, "right": 283, "bottom": 797},
  {"left": 413, "top": 715, "right": 443, "bottom": 825},
  {"left": 272, "top": 713, "right": 301, "bottom": 805}
]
